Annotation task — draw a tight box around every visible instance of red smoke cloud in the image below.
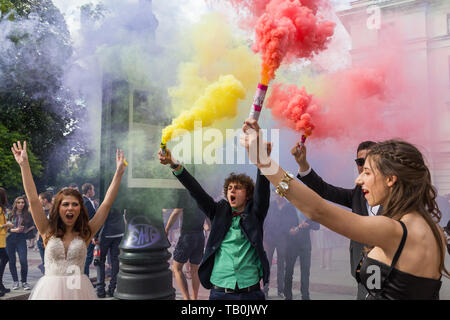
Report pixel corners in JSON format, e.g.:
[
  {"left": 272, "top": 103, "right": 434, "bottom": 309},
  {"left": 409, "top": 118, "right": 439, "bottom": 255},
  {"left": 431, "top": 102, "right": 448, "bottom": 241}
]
[
  {"left": 266, "top": 83, "right": 320, "bottom": 136},
  {"left": 267, "top": 46, "right": 428, "bottom": 145},
  {"left": 221, "top": 0, "right": 335, "bottom": 84}
]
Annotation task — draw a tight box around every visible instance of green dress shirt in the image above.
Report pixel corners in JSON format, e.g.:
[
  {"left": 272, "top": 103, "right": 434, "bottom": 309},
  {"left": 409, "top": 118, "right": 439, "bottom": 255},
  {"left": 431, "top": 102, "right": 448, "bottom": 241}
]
[{"left": 210, "top": 208, "right": 262, "bottom": 289}]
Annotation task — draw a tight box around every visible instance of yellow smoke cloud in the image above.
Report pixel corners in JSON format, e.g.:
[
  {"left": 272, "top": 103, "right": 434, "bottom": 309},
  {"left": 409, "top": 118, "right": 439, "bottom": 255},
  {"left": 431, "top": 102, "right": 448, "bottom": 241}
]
[
  {"left": 168, "top": 12, "right": 259, "bottom": 120},
  {"left": 161, "top": 12, "right": 260, "bottom": 148},
  {"left": 161, "top": 75, "right": 246, "bottom": 144}
]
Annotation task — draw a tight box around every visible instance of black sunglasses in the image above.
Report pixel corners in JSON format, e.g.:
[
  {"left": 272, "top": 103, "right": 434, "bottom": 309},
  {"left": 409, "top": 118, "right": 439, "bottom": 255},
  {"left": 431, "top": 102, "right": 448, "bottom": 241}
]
[{"left": 355, "top": 158, "right": 365, "bottom": 166}]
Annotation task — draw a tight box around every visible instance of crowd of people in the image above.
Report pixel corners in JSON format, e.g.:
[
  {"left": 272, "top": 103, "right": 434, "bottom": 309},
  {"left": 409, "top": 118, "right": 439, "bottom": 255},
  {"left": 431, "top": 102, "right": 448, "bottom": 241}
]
[{"left": 2, "top": 116, "right": 450, "bottom": 300}]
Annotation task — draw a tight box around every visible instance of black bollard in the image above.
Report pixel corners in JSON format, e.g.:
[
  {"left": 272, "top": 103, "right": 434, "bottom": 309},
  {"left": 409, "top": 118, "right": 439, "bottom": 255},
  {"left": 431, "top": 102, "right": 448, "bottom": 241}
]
[{"left": 115, "top": 210, "right": 175, "bottom": 300}]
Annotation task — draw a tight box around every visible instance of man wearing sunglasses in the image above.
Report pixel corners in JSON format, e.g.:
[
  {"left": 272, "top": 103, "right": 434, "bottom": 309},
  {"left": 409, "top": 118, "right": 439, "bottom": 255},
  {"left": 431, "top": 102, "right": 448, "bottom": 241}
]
[{"left": 291, "top": 140, "right": 380, "bottom": 300}]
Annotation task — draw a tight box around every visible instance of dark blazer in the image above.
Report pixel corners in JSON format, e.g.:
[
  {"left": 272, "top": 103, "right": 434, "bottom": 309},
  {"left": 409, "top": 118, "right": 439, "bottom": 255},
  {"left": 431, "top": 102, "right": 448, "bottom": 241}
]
[
  {"left": 99, "top": 207, "right": 125, "bottom": 238},
  {"left": 174, "top": 167, "right": 271, "bottom": 289},
  {"left": 285, "top": 208, "right": 320, "bottom": 250},
  {"left": 264, "top": 201, "right": 297, "bottom": 248},
  {"left": 83, "top": 195, "right": 98, "bottom": 238},
  {"left": 298, "top": 169, "right": 381, "bottom": 278},
  {"left": 83, "top": 195, "right": 96, "bottom": 220}
]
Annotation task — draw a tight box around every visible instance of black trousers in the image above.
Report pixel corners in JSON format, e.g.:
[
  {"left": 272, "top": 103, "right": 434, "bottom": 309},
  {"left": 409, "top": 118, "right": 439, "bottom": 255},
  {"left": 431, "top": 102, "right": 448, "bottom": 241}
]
[
  {"left": 6, "top": 235, "right": 28, "bottom": 283},
  {"left": 263, "top": 240, "right": 286, "bottom": 295},
  {"left": 284, "top": 247, "right": 311, "bottom": 300},
  {"left": 96, "top": 236, "right": 122, "bottom": 292},
  {"left": 0, "top": 248, "right": 9, "bottom": 285}
]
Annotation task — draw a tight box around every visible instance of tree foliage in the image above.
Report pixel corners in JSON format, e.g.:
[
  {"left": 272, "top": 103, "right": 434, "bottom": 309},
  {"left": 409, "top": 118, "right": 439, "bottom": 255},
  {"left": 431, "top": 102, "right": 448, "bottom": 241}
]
[
  {"left": 0, "top": 0, "right": 88, "bottom": 196},
  {"left": 0, "top": 124, "right": 43, "bottom": 199}
]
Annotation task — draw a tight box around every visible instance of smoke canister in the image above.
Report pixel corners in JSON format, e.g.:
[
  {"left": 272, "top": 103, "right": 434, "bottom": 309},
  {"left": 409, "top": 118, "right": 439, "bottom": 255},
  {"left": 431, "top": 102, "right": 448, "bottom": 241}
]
[
  {"left": 248, "top": 83, "right": 268, "bottom": 121},
  {"left": 296, "top": 134, "right": 307, "bottom": 153},
  {"left": 160, "top": 142, "right": 167, "bottom": 157}
]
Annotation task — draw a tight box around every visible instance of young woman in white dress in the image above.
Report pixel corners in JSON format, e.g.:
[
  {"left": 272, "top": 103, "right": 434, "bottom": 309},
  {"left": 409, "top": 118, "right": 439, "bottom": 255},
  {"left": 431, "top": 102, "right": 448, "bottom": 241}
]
[{"left": 11, "top": 141, "right": 127, "bottom": 300}]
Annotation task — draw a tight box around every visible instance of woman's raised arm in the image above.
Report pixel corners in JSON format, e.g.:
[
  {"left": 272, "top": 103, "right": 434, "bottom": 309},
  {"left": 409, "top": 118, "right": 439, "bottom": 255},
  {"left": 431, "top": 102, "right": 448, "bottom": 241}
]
[
  {"left": 88, "top": 149, "right": 127, "bottom": 238},
  {"left": 241, "top": 119, "right": 402, "bottom": 252},
  {"left": 11, "top": 141, "right": 49, "bottom": 236}
]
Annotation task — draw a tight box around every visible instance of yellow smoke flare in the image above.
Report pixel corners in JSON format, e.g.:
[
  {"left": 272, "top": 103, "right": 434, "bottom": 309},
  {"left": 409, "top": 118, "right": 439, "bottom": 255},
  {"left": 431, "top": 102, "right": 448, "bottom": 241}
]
[
  {"left": 168, "top": 13, "right": 259, "bottom": 118},
  {"left": 161, "top": 75, "right": 246, "bottom": 144}
]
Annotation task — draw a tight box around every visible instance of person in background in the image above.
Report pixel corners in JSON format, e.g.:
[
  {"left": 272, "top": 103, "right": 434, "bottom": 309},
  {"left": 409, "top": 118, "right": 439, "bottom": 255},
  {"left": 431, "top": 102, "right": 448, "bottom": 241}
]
[
  {"left": 6, "top": 195, "right": 35, "bottom": 291},
  {"left": 0, "top": 188, "right": 13, "bottom": 296},
  {"left": 69, "top": 183, "right": 79, "bottom": 192},
  {"left": 284, "top": 209, "right": 319, "bottom": 300},
  {"left": 96, "top": 207, "right": 125, "bottom": 298},
  {"left": 36, "top": 191, "right": 52, "bottom": 274},
  {"left": 82, "top": 183, "right": 97, "bottom": 277},
  {"left": 165, "top": 192, "right": 205, "bottom": 300},
  {"left": 263, "top": 192, "right": 293, "bottom": 298}
]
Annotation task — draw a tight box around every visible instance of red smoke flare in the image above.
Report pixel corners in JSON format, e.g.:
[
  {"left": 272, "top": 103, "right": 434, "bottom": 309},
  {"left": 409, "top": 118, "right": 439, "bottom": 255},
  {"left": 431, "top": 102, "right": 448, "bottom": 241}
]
[
  {"left": 220, "top": 0, "right": 335, "bottom": 84},
  {"left": 266, "top": 83, "right": 320, "bottom": 135},
  {"left": 257, "top": 0, "right": 334, "bottom": 84}
]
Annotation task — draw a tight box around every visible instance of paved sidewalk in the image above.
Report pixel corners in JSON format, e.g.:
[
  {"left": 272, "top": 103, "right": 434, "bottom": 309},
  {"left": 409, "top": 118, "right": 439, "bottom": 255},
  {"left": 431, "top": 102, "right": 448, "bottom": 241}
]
[{"left": 2, "top": 244, "right": 449, "bottom": 300}]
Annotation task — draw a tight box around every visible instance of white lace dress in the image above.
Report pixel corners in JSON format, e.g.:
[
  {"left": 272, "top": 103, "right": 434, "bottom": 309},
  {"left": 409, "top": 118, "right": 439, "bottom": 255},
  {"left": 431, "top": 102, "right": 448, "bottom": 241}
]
[{"left": 29, "top": 236, "right": 98, "bottom": 300}]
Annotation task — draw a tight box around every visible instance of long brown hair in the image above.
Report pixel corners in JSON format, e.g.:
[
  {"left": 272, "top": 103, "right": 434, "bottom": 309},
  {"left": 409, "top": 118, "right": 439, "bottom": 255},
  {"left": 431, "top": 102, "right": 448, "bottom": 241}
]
[
  {"left": 44, "top": 188, "right": 92, "bottom": 246},
  {"left": 0, "top": 187, "right": 8, "bottom": 214},
  {"left": 367, "top": 140, "right": 449, "bottom": 277},
  {"left": 10, "top": 196, "right": 32, "bottom": 227}
]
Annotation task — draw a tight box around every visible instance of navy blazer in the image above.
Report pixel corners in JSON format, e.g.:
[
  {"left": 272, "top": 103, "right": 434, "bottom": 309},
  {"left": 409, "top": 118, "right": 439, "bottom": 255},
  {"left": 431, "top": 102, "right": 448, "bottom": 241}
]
[
  {"left": 83, "top": 195, "right": 98, "bottom": 238},
  {"left": 83, "top": 195, "right": 96, "bottom": 220},
  {"left": 174, "top": 167, "right": 271, "bottom": 289},
  {"left": 298, "top": 169, "right": 382, "bottom": 278}
]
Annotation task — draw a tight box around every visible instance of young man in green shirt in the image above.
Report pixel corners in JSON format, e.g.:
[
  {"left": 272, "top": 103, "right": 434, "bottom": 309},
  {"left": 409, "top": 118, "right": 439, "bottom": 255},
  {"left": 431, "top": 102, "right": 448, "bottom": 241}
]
[{"left": 159, "top": 145, "right": 271, "bottom": 300}]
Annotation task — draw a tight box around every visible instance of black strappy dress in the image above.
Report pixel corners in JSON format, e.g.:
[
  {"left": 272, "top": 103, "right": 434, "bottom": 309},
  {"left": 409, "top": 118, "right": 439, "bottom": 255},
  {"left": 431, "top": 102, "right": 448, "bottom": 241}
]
[{"left": 356, "top": 221, "right": 442, "bottom": 300}]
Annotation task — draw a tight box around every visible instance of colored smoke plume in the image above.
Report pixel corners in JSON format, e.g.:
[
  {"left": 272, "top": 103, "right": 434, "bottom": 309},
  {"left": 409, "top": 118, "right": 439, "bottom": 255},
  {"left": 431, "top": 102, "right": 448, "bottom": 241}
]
[
  {"left": 161, "top": 75, "right": 246, "bottom": 144},
  {"left": 168, "top": 13, "right": 259, "bottom": 118},
  {"left": 221, "top": 0, "right": 335, "bottom": 84},
  {"left": 266, "top": 83, "right": 320, "bottom": 136},
  {"left": 268, "top": 48, "right": 426, "bottom": 144}
]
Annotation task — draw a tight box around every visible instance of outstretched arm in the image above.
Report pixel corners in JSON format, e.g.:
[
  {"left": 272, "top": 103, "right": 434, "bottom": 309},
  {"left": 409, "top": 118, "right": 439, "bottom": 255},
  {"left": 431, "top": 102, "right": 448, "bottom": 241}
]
[
  {"left": 89, "top": 149, "right": 127, "bottom": 239},
  {"left": 159, "top": 149, "right": 217, "bottom": 220},
  {"left": 11, "top": 141, "right": 49, "bottom": 236},
  {"left": 241, "top": 119, "right": 402, "bottom": 253}
]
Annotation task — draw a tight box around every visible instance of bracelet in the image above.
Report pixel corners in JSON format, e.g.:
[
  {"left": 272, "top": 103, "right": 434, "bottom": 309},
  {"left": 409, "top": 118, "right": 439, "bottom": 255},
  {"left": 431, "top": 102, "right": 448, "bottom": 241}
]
[{"left": 275, "top": 171, "right": 294, "bottom": 197}]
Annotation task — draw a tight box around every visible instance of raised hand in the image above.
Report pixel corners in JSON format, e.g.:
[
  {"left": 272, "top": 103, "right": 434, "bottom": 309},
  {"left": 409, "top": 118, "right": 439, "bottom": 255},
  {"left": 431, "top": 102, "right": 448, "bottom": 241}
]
[
  {"left": 116, "top": 149, "right": 127, "bottom": 174},
  {"left": 158, "top": 148, "right": 175, "bottom": 166},
  {"left": 11, "top": 141, "right": 29, "bottom": 166},
  {"left": 290, "top": 142, "right": 309, "bottom": 172},
  {"left": 241, "top": 118, "right": 271, "bottom": 168}
]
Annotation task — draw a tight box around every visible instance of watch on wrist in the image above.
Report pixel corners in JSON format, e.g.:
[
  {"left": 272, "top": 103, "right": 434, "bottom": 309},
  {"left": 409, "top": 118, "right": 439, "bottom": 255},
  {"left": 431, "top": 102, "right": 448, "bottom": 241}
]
[
  {"left": 170, "top": 161, "right": 180, "bottom": 170},
  {"left": 275, "top": 171, "right": 294, "bottom": 197}
]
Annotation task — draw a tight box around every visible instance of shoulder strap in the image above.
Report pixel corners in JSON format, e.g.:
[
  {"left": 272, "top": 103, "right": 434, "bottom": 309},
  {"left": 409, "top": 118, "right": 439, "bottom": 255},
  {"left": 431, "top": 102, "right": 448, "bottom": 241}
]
[
  {"left": 390, "top": 221, "right": 408, "bottom": 269},
  {"left": 373, "top": 220, "right": 407, "bottom": 299}
]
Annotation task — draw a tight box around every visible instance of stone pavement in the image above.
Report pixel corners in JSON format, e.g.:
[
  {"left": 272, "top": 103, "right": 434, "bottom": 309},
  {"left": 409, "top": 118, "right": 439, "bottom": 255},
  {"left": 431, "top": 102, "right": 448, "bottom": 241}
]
[{"left": 2, "top": 244, "right": 450, "bottom": 300}]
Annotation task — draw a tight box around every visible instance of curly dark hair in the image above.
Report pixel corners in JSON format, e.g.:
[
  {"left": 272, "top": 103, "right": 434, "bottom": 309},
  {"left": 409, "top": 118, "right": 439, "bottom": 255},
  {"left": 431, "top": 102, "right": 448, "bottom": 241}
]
[
  {"left": 223, "top": 172, "right": 255, "bottom": 200},
  {"left": 44, "top": 188, "right": 92, "bottom": 246},
  {"left": 0, "top": 187, "right": 8, "bottom": 213}
]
